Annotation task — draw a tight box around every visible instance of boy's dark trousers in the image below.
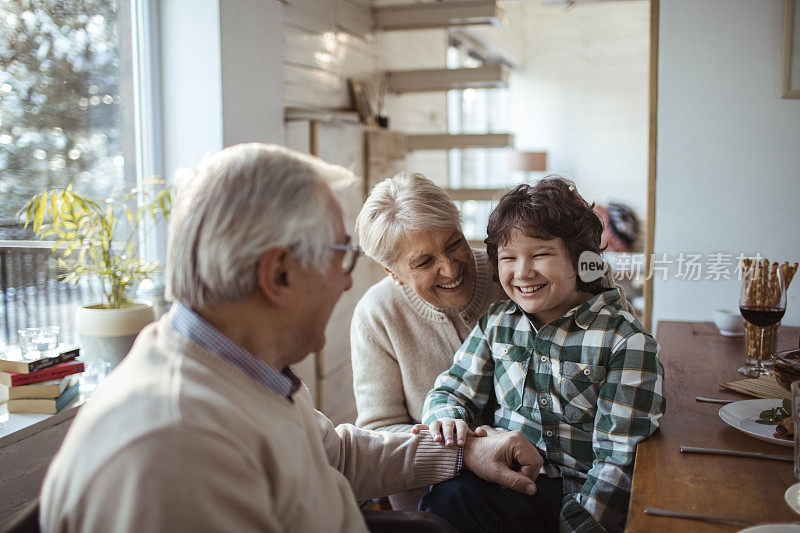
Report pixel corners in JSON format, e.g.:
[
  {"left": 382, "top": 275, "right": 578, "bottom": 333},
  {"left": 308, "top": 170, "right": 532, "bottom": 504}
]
[{"left": 419, "top": 471, "right": 562, "bottom": 533}]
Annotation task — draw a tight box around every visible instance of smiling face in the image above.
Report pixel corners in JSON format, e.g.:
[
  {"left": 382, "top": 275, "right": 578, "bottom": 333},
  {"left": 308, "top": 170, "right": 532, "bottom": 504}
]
[
  {"left": 387, "top": 228, "right": 475, "bottom": 309},
  {"left": 497, "top": 228, "right": 591, "bottom": 326}
]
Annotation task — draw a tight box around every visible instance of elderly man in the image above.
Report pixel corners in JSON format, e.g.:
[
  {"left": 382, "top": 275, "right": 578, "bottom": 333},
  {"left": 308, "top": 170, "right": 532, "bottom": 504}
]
[{"left": 40, "top": 144, "right": 543, "bottom": 532}]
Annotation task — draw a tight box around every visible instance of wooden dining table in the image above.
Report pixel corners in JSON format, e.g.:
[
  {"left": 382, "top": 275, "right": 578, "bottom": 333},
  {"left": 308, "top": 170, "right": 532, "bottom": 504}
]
[{"left": 626, "top": 320, "right": 800, "bottom": 532}]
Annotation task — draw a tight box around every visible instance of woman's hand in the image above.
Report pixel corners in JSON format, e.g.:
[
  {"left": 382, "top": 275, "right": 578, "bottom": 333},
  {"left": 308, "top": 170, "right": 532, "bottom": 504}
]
[{"left": 427, "top": 418, "right": 473, "bottom": 447}]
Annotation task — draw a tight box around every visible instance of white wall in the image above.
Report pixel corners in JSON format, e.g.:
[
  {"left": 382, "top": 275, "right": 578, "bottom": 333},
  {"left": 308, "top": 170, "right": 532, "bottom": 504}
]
[
  {"left": 220, "top": 0, "right": 284, "bottom": 146},
  {"left": 282, "top": 0, "right": 377, "bottom": 110},
  {"left": 158, "top": 0, "right": 283, "bottom": 178},
  {"left": 472, "top": 1, "right": 650, "bottom": 216},
  {"left": 158, "top": 0, "right": 224, "bottom": 176},
  {"left": 654, "top": 0, "right": 800, "bottom": 327}
]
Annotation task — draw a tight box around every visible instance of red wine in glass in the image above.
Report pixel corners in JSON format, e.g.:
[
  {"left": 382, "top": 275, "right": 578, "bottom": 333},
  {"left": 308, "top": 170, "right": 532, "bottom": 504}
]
[
  {"left": 738, "top": 264, "right": 787, "bottom": 377},
  {"left": 739, "top": 306, "right": 786, "bottom": 328}
]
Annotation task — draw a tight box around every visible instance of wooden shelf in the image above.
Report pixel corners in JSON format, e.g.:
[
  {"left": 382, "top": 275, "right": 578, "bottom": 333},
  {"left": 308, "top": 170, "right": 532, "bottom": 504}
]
[
  {"left": 373, "top": 1, "right": 505, "bottom": 31},
  {"left": 284, "top": 107, "right": 361, "bottom": 124},
  {"left": 405, "top": 133, "right": 514, "bottom": 151},
  {"left": 385, "top": 65, "right": 509, "bottom": 93}
]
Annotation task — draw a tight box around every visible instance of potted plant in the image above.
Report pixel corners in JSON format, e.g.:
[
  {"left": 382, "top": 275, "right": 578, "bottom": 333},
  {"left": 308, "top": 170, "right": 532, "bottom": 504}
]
[{"left": 21, "top": 180, "right": 172, "bottom": 365}]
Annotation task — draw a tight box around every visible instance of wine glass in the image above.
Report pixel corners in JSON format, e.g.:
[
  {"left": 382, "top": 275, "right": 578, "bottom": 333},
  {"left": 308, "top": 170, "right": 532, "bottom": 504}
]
[{"left": 739, "top": 264, "right": 786, "bottom": 376}]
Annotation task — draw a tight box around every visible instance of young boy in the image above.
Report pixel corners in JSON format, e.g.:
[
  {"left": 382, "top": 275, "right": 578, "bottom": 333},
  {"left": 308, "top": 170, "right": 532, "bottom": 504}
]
[{"left": 420, "top": 177, "right": 665, "bottom": 533}]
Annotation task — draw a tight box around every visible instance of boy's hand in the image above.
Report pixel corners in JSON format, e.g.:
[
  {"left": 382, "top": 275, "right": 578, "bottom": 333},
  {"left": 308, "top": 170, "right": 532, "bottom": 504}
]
[
  {"left": 428, "top": 418, "right": 474, "bottom": 446},
  {"left": 463, "top": 430, "right": 542, "bottom": 495}
]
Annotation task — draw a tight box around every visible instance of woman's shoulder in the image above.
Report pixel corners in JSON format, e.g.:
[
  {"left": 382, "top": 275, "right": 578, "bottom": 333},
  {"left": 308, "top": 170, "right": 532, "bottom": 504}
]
[{"left": 353, "top": 276, "right": 406, "bottom": 323}]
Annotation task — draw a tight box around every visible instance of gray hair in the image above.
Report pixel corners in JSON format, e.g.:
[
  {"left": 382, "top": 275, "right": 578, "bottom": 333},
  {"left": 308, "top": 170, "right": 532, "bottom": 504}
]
[
  {"left": 356, "top": 173, "right": 461, "bottom": 267},
  {"left": 167, "top": 143, "right": 353, "bottom": 309}
]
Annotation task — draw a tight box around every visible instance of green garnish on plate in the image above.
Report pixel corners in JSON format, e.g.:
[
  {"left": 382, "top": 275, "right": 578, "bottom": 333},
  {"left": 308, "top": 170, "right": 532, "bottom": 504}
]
[{"left": 755, "top": 399, "right": 791, "bottom": 425}]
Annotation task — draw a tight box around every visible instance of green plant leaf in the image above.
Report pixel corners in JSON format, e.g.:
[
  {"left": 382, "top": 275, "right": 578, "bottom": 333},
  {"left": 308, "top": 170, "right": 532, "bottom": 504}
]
[
  {"left": 23, "top": 180, "right": 172, "bottom": 310},
  {"left": 50, "top": 191, "right": 59, "bottom": 231},
  {"left": 33, "top": 190, "right": 47, "bottom": 231}
]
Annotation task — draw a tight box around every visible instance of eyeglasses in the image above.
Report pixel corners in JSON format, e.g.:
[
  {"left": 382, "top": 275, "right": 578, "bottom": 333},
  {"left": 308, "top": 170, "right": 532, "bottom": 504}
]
[{"left": 330, "top": 239, "right": 362, "bottom": 275}]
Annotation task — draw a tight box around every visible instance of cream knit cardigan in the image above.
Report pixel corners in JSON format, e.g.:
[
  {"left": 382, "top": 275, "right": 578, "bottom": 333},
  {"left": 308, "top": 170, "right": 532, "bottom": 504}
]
[
  {"left": 351, "top": 249, "right": 507, "bottom": 432},
  {"left": 40, "top": 313, "right": 459, "bottom": 532}
]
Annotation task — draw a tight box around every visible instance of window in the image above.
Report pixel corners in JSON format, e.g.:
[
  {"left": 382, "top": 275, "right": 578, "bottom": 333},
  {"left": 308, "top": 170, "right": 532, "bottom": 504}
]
[
  {"left": 446, "top": 35, "right": 518, "bottom": 244},
  {"left": 0, "top": 0, "right": 138, "bottom": 347}
]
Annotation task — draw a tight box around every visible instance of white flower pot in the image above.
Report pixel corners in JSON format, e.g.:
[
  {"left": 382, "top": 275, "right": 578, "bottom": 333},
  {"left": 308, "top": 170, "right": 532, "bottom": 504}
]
[{"left": 76, "top": 301, "right": 155, "bottom": 367}]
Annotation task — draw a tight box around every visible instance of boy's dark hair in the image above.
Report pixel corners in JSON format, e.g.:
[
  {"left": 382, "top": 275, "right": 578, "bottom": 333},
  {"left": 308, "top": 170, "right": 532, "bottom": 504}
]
[{"left": 485, "top": 176, "right": 605, "bottom": 294}]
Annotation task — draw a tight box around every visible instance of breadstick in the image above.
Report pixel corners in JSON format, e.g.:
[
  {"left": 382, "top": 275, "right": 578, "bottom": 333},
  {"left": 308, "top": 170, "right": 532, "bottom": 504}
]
[{"left": 770, "top": 262, "right": 779, "bottom": 307}]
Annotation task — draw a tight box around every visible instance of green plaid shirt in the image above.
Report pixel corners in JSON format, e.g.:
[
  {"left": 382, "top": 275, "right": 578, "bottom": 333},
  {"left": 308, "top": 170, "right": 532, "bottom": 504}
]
[{"left": 422, "top": 289, "right": 665, "bottom": 533}]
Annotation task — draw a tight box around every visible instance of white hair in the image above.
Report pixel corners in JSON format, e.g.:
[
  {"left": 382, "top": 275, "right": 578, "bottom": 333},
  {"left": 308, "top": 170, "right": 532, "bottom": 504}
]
[
  {"left": 356, "top": 173, "right": 461, "bottom": 267},
  {"left": 167, "top": 143, "right": 353, "bottom": 309}
]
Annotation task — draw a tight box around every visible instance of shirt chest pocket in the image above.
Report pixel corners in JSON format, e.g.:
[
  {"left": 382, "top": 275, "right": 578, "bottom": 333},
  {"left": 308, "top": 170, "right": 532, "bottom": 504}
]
[
  {"left": 492, "top": 343, "right": 530, "bottom": 412},
  {"left": 554, "top": 361, "right": 606, "bottom": 423}
]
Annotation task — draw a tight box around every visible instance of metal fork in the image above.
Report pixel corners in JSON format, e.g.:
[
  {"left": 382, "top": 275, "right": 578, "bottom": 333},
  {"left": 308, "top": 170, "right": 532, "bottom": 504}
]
[{"left": 644, "top": 506, "right": 756, "bottom": 525}]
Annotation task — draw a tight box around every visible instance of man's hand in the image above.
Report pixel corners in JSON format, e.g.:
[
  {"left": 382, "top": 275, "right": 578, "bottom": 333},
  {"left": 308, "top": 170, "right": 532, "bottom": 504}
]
[
  {"left": 473, "top": 425, "right": 502, "bottom": 437},
  {"left": 463, "top": 430, "right": 542, "bottom": 495}
]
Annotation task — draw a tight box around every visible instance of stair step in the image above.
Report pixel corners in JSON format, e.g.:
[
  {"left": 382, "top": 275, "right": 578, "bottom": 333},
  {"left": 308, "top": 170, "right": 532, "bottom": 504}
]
[
  {"left": 374, "top": 0, "right": 504, "bottom": 31},
  {"left": 385, "top": 65, "right": 509, "bottom": 93},
  {"left": 446, "top": 188, "right": 509, "bottom": 202},
  {"left": 405, "top": 133, "right": 514, "bottom": 151}
]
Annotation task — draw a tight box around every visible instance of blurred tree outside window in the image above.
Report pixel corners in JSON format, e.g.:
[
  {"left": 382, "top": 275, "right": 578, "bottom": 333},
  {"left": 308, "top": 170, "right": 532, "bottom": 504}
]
[{"left": 0, "top": 0, "right": 134, "bottom": 238}]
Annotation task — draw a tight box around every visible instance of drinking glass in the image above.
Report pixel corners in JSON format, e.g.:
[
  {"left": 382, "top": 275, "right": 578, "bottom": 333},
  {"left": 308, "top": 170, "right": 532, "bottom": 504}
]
[
  {"left": 36, "top": 326, "right": 59, "bottom": 354},
  {"left": 739, "top": 264, "right": 786, "bottom": 376},
  {"left": 79, "top": 360, "right": 111, "bottom": 395},
  {"left": 18, "top": 328, "right": 41, "bottom": 361},
  {"left": 17, "top": 326, "right": 60, "bottom": 361}
]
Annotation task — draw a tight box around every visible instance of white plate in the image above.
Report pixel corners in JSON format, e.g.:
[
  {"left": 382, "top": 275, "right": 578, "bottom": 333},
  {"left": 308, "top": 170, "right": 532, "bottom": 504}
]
[
  {"left": 719, "top": 329, "right": 744, "bottom": 337},
  {"left": 739, "top": 525, "right": 800, "bottom": 533},
  {"left": 718, "top": 399, "right": 792, "bottom": 447},
  {"left": 785, "top": 483, "right": 800, "bottom": 516}
]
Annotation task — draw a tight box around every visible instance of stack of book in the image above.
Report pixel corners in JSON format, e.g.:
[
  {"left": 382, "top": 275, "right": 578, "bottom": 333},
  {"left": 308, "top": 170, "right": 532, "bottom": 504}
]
[{"left": 0, "top": 347, "right": 85, "bottom": 414}]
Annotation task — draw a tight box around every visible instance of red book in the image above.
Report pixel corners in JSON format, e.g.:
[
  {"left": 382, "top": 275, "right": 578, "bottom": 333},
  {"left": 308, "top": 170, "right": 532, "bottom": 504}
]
[{"left": 0, "top": 360, "right": 84, "bottom": 387}]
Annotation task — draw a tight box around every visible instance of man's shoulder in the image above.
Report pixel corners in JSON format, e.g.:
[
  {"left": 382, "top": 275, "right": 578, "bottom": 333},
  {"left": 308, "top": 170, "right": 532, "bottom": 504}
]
[
  {"left": 41, "top": 342, "right": 313, "bottom": 529},
  {"left": 48, "top": 323, "right": 301, "bottom": 489}
]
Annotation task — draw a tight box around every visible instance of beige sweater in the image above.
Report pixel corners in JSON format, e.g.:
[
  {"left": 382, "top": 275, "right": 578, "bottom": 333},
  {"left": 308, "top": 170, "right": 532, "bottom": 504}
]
[
  {"left": 40, "top": 314, "right": 459, "bottom": 532},
  {"left": 351, "top": 249, "right": 507, "bottom": 432}
]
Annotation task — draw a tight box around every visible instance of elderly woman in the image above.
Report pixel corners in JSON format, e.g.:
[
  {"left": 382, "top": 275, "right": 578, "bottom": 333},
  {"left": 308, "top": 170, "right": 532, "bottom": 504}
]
[{"left": 350, "top": 173, "right": 630, "bottom": 509}]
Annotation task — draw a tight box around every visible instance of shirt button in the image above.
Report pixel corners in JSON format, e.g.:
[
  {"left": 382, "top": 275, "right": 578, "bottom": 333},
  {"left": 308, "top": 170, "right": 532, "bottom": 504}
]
[
  {"left": 540, "top": 398, "right": 548, "bottom": 406},
  {"left": 545, "top": 430, "right": 554, "bottom": 437},
  {"left": 583, "top": 368, "right": 591, "bottom": 376},
  {"left": 540, "top": 356, "right": 547, "bottom": 363}
]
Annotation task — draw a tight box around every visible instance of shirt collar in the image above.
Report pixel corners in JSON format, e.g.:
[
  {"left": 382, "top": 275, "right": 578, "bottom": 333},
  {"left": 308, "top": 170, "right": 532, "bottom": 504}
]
[
  {"left": 569, "top": 288, "right": 622, "bottom": 329},
  {"left": 170, "top": 302, "right": 301, "bottom": 400},
  {"left": 505, "top": 288, "right": 622, "bottom": 330}
]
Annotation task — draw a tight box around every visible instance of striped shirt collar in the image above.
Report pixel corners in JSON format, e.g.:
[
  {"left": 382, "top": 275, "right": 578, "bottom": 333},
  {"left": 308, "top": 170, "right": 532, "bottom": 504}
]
[{"left": 170, "top": 302, "right": 301, "bottom": 400}]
